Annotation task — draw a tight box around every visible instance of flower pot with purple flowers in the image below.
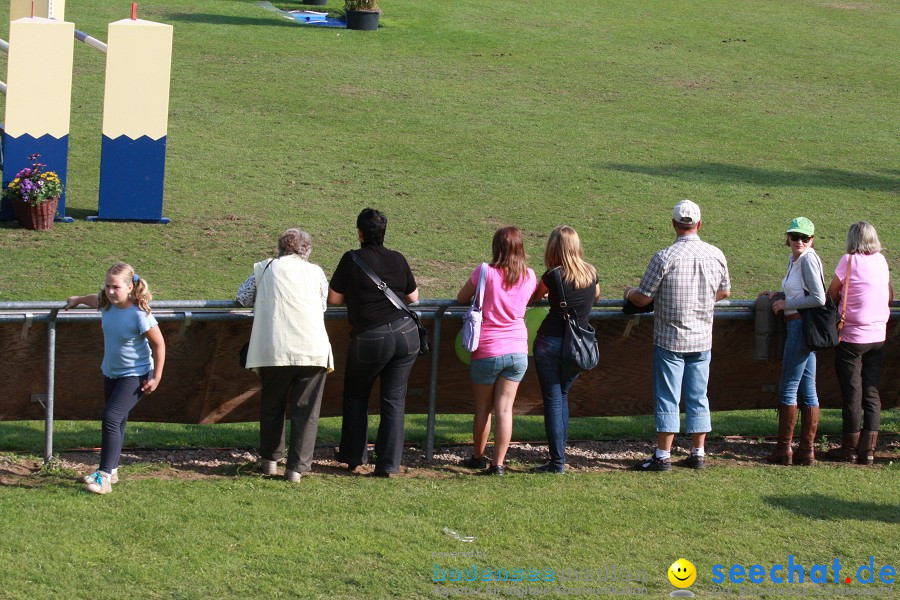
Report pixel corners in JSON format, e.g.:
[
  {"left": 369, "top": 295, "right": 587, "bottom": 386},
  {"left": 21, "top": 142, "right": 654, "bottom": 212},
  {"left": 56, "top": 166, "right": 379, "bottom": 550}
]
[{"left": 3, "top": 154, "right": 64, "bottom": 231}]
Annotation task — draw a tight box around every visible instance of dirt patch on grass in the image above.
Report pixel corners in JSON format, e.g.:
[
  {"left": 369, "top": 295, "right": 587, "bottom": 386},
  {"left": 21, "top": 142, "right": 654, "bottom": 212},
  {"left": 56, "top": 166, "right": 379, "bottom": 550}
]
[
  {"left": 2, "top": 437, "right": 897, "bottom": 486},
  {"left": 669, "top": 78, "right": 717, "bottom": 90},
  {"left": 819, "top": 2, "right": 879, "bottom": 10}
]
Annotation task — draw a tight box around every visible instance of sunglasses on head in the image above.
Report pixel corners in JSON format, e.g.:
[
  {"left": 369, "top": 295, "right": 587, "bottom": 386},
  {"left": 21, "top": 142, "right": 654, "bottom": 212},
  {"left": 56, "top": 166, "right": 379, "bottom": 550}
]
[{"left": 788, "top": 234, "right": 811, "bottom": 243}]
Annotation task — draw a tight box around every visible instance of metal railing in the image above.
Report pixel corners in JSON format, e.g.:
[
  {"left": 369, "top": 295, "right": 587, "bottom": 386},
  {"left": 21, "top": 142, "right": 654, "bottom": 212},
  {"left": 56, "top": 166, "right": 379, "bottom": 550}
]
[{"left": 1, "top": 299, "right": 897, "bottom": 463}]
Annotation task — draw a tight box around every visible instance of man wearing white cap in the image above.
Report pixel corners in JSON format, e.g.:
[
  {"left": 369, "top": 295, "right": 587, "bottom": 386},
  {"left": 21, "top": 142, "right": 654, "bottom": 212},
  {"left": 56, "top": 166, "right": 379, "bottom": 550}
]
[{"left": 624, "top": 199, "right": 731, "bottom": 470}]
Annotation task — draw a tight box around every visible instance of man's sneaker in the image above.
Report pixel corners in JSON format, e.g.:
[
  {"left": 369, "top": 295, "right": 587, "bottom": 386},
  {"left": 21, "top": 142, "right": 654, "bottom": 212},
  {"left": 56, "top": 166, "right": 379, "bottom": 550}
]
[
  {"left": 82, "top": 470, "right": 118, "bottom": 485},
  {"left": 633, "top": 454, "right": 672, "bottom": 472},
  {"left": 461, "top": 455, "right": 488, "bottom": 470},
  {"left": 258, "top": 459, "right": 277, "bottom": 475},
  {"left": 85, "top": 471, "right": 112, "bottom": 494},
  {"left": 284, "top": 470, "right": 301, "bottom": 483},
  {"left": 682, "top": 454, "right": 706, "bottom": 470}
]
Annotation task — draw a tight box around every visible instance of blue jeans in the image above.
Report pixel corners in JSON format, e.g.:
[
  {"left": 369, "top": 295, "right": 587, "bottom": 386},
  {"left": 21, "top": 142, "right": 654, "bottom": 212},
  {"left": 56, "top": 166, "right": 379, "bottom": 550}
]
[
  {"left": 779, "top": 318, "right": 818, "bottom": 407},
  {"left": 339, "top": 316, "right": 420, "bottom": 474},
  {"left": 653, "top": 345, "right": 712, "bottom": 434},
  {"left": 533, "top": 335, "right": 583, "bottom": 467}
]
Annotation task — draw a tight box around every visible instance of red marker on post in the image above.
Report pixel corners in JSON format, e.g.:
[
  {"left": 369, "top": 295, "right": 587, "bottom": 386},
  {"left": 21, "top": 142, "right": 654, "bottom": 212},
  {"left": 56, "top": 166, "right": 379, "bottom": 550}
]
[{"left": 131, "top": 2, "right": 137, "bottom": 20}]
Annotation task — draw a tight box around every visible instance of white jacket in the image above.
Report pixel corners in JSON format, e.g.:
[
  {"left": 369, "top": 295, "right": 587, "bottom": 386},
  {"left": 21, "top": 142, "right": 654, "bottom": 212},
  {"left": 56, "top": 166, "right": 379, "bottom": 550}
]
[{"left": 245, "top": 256, "right": 333, "bottom": 371}]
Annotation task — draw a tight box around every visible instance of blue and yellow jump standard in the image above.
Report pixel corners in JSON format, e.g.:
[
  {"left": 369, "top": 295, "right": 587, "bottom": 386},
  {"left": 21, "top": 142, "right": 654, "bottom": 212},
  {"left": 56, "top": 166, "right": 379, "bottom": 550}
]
[
  {"left": 89, "top": 18, "right": 173, "bottom": 223},
  {"left": 1, "top": 16, "right": 75, "bottom": 221}
]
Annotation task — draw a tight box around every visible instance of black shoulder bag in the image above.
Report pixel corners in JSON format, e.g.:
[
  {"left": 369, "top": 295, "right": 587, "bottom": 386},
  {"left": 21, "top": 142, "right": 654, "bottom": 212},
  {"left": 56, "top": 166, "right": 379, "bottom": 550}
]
[
  {"left": 798, "top": 253, "right": 847, "bottom": 352},
  {"left": 555, "top": 269, "right": 599, "bottom": 370},
  {"left": 350, "top": 251, "right": 430, "bottom": 355}
]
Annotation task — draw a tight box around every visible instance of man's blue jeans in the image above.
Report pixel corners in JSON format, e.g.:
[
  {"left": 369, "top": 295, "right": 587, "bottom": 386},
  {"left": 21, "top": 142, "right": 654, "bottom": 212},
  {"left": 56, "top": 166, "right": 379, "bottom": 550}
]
[
  {"left": 653, "top": 345, "right": 712, "bottom": 434},
  {"left": 533, "top": 334, "right": 583, "bottom": 467},
  {"left": 778, "top": 318, "right": 818, "bottom": 407}
]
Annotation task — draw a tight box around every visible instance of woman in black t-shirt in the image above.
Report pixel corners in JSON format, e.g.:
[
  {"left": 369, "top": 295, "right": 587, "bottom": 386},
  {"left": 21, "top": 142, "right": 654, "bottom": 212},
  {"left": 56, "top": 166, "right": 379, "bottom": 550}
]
[
  {"left": 328, "top": 208, "right": 420, "bottom": 477},
  {"left": 530, "top": 226, "right": 600, "bottom": 473}
]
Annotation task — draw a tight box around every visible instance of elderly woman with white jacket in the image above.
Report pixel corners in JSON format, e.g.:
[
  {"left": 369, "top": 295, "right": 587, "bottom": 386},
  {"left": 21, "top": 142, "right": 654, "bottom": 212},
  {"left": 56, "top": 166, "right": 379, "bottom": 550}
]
[
  {"left": 237, "top": 228, "right": 333, "bottom": 482},
  {"left": 763, "top": 217, "right": 827, "bottom": 467}
]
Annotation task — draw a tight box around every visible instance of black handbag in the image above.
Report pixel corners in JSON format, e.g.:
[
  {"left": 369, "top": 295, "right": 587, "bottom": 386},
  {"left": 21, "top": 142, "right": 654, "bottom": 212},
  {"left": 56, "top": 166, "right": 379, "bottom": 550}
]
[
  {"left": 799, "top": 255, "right": 850, "bottom": 352},
  {"left": 350, "top": 251, "right": 430, "bottom": 355},
  {"left": 799, "top": 298, "right": 840, "bottom": 351},
  {"left": 555, "top": 269, "right": 599, "bottom": 370},
  {"left": 238, "top": 259, "right": 275, "bottom": 368}
]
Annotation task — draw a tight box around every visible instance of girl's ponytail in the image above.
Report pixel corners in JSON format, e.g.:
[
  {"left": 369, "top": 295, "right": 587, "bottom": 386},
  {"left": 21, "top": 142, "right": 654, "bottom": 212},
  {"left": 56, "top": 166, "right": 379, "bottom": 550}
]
[{"left": 131, "top": 275, "right": 152, "bottom": 313}]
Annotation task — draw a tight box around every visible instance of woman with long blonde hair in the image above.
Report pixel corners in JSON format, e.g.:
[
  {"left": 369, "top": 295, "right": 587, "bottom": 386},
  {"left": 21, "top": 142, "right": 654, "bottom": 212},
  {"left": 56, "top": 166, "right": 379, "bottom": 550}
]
[
  {"left": 530, "top": 226, "right": 599, "bottom": 473},
  {"left": 456, "top": 226, "right": 537, "bottom": 475}
]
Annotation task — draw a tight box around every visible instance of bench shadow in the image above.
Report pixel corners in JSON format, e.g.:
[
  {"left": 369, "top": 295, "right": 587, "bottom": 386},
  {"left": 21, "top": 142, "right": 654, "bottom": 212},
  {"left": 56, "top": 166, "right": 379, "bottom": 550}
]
[
  {"left": 764, "top": 493, "right": 899, "bottom": 524},
  {"left": 604, "top": 162, "right": 900, "bottom": 192}
]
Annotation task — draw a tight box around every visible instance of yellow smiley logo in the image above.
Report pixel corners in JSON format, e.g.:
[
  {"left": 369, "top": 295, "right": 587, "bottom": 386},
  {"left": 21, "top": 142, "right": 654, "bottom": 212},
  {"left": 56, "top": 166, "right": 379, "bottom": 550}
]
[{"left": 668, "top": 559, "right": 697, "bottom": 588}]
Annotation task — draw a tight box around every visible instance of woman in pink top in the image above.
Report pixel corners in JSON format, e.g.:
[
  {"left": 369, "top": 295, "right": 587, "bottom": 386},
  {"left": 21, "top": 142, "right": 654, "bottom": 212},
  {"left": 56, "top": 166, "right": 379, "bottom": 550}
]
[
  {"left": 456, "top": 227, "right": 537, "bottom": 475},
  {"left": 825, "top": 222, "right": 893, "bottom": 465}
]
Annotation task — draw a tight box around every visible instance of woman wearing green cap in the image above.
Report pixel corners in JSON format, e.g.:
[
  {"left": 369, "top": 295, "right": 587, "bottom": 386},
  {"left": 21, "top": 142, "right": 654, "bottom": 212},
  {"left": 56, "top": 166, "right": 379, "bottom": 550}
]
[{"left": 762, "top": 217, "right": 827, "bottom": 466}]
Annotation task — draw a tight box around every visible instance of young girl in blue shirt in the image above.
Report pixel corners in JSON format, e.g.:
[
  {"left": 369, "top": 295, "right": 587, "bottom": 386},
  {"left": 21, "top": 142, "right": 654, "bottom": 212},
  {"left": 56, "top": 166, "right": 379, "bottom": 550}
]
[{"left": 65, "top": 262, "right": 166, "bottom": 494}]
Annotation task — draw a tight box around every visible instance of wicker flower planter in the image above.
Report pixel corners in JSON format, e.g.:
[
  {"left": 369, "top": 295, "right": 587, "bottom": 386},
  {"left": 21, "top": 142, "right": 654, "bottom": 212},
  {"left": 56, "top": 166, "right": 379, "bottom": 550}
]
[{"left": 13, "top": 196, "right": 59, "bottom": 230}]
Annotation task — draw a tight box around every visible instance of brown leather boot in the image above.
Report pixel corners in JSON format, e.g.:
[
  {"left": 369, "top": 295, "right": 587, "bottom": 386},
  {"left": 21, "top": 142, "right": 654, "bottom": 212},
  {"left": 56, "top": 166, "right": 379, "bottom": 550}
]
[
  {"left": 825, "top": 432, "right": 859, "bottom": 463},
  {"left": 766, "top": 405, "right": 797, "bottom": 465},
  {"left": 794, "top": 406, "right": 820, "bottom": 466},
  {"left": 856, "top": 431, "right": 878, "bottom": 466}
]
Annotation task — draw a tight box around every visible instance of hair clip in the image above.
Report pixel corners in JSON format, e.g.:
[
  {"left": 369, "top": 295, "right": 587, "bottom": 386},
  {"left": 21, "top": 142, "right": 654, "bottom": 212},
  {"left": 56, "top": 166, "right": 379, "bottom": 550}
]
[{"left": 132, "top": 274, "right": 139, "bottom": 283}]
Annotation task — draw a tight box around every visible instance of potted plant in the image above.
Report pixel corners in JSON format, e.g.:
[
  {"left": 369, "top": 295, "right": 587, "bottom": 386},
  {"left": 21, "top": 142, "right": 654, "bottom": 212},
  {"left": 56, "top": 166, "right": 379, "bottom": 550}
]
[
  {"left": 344, "top": 0, "right": 380, "bottom": 30},
  {"left": 3, "top": 154, "right": 64, "bottom": 230}
]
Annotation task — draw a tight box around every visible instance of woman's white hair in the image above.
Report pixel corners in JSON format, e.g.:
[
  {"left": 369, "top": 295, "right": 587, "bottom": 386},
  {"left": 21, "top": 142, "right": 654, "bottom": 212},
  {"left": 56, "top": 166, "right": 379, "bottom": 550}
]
[{"left": 278, "top": 229, "right": 312, "bottom": 260}]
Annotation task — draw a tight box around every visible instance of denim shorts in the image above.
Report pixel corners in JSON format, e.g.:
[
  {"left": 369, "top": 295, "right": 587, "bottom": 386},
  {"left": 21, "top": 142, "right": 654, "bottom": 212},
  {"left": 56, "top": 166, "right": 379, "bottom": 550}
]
[{"left": 470, "top": 353, "right": 528, "bottom": 385}]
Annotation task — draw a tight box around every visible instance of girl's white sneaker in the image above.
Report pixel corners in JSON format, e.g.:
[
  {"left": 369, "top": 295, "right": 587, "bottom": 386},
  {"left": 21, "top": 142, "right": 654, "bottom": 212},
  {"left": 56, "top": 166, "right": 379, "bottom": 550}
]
[
  {"left": 82, "top": 470, "right": 118, "bottom": 485},
  {"left": 85, "top": 471, "right": 112, "bottom": 494}
]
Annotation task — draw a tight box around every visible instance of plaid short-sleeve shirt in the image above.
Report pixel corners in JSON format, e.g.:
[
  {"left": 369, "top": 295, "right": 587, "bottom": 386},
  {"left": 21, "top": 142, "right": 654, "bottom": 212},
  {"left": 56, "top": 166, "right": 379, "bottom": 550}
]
[{"left": 636, "top": 234, "right": 731, "bottom": 353}]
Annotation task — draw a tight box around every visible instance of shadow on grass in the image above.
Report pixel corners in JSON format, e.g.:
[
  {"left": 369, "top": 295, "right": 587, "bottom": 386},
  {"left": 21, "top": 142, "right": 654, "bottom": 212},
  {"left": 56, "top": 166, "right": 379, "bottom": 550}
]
[
  {"left": 163, "top": 13, "right": 300, "bottom": 27},
  {"left": 764, "top": 493, "right": 899, "bottom": 524},
  {"left": 604, "top": 162, "right": 900, "bottom": 192}
]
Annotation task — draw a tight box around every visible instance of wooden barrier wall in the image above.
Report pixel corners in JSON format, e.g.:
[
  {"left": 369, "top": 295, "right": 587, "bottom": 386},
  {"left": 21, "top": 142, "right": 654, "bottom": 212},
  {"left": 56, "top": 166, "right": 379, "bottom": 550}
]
[{"left": 0, "top": 315, "right": 897, "bottom": 423}]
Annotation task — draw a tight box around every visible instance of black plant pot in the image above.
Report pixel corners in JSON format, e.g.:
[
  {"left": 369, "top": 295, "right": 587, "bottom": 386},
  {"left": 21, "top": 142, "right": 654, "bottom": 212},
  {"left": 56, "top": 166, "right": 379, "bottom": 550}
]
[
  {"left": 302, "top": 0, "right": 327, "bottom": 5},
  {"left": 346, "top": 9, "right": 379, "bottom": 30}
]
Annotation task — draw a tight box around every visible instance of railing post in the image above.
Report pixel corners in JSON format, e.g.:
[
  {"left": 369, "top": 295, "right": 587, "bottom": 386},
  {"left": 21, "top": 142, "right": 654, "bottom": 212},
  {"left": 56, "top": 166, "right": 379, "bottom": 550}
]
[
  {"left": 44, "top": 307, "right": 59, "bottom": 464},
  {"left": 425, "top": 307, "right": 446, "bottom": 462}
]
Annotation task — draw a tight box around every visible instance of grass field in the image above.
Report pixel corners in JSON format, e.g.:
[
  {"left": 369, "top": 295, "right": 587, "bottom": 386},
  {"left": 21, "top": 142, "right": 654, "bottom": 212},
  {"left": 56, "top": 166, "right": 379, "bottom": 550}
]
[
  {"left": 0, "top": 0, "right": 896, "bottom": 300},
  {"left": 0, "top": 1, "right": 898, "bottom": 598}
]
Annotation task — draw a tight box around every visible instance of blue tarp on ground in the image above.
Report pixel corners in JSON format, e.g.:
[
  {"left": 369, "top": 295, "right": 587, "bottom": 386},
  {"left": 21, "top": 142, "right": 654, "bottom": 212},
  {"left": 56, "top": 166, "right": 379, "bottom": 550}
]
[{"left": 257, "top": 2, "right": 346, "bottom": 27}]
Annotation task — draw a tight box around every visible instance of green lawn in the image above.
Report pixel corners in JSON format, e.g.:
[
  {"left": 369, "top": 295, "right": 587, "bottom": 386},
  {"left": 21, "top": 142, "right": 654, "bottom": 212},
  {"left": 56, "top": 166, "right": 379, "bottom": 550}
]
[
  {"left": 2, "top": 410, "right": 900, "bottom": 452},
  {"left": 1, "top": 1, "right": 898, "bottom": 598},
  {"left": 0, "top": 465, "right": 897, "bottom": 599},
  {"left": 0, "top": 0, "right": 896, "bottom": 300}
]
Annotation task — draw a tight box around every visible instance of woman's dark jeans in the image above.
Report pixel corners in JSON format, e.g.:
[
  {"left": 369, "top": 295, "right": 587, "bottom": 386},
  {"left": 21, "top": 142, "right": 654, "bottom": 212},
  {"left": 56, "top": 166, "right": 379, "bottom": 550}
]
[
  {"left": 100, "top": 375, "right": 147, "bottom": 473},
  {"left": 834, "top": 341, "right": 884, "bottom": 433},
  {"left": 339, "top": 316, "right": 419, "bottom": 473},
  {"left": 533, "top": 334, "right": 583, "bottom": 468}
]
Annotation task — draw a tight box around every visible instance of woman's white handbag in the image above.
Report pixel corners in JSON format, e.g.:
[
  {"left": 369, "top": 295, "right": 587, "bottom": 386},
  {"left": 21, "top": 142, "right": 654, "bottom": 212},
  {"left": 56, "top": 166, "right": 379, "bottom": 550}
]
[{"left": 461, "top": 263, "right": 487, "bottom": 352}]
